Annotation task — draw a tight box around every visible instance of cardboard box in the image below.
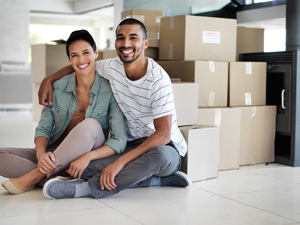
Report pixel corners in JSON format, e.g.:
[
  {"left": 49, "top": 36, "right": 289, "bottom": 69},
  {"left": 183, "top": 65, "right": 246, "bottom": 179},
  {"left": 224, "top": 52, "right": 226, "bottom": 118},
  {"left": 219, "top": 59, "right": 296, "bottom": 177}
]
[
  {"left": 146, "top": 25, "right": 159, "bottom": 47},
  {"left": 180, "top": 125, "right": 220, "bottom": 182},
  {"left": 158, "top": 61, "right": 228, "bottom": 107},
  {"left": 145, "top": 47, "right": 159, "bottom": 60},
  {"left": 236, "top": 106, "right": 276, "bottom": 165},
  {"left": 31, "top": 44, "right": 70, "bottom": 83},
  {"left": 229, "top": 62, "right": 267, "bottom": 106},
  {"left": 121, "top": 9, "right": 162, "bottom": 26},
  {"left": 97, "top": 48, "right": 158, "bottom": 60},
  {"left": 159, "top": 15, "right": 237, "bottom": 61},
  {"left": 172, "top": 82, "right": 199, "bottom": 126},
  {"left": 197, "top": 107, "right": 241, "bottom": 170},
  {"left": 97, "top": 50, "right": 118, "bottom": 60},
  {"left": 32, "top": 82, "right": 43, "bottom": 122},
  {"left": 236, "top": 27, "right": 264, "bottom": 61}
]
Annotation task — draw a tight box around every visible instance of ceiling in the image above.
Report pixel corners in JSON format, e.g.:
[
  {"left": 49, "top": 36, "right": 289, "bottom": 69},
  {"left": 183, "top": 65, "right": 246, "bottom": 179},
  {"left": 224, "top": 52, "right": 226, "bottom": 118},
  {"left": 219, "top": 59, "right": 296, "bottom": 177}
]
[{"left": 29, "top": 0, "right": 286, "bottom": 29}]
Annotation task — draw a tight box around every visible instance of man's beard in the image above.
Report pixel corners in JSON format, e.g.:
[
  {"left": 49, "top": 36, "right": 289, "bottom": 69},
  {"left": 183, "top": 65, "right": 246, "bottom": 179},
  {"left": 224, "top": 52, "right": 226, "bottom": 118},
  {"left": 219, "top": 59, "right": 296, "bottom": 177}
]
[{"left": 118, "top": 43, "right": 144, "bottom": 64}]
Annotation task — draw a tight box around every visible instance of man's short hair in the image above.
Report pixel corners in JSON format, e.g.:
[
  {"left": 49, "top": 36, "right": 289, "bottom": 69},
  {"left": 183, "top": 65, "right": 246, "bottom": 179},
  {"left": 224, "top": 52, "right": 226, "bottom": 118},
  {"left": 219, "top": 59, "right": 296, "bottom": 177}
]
[
  {"left": 66, "top": 29, "right": 97, "bottom": 58},
  {"left": 116, "top": 18, "right": 147, "bottom": 40}
]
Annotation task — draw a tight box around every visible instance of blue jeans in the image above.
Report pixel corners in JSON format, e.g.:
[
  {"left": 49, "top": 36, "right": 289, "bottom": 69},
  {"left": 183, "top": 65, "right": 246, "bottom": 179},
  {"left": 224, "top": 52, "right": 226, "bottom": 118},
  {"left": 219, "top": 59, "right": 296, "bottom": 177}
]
[{"left": 81, "top": 138, "right": 181, "bottom": 199}]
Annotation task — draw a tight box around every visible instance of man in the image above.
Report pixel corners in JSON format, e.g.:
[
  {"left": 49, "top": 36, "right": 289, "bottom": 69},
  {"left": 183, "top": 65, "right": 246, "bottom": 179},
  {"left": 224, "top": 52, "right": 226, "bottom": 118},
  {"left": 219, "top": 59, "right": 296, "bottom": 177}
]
[{"left": 39, "top": 18, "right": 190, "bottom": 199}]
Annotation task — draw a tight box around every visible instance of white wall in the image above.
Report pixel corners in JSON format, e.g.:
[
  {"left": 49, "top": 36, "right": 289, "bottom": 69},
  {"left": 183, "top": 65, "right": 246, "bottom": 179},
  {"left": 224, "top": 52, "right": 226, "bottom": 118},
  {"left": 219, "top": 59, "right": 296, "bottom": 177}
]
[{"left": 0, "top": 0, "right": 30, "bottom": 64}]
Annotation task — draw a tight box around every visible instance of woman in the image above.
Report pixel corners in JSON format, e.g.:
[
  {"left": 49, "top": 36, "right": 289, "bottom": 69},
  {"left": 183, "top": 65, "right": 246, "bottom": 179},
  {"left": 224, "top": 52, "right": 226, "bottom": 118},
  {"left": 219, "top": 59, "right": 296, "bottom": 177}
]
[{"left": 0, "top": 30, "right": 127, "bottom": 194}]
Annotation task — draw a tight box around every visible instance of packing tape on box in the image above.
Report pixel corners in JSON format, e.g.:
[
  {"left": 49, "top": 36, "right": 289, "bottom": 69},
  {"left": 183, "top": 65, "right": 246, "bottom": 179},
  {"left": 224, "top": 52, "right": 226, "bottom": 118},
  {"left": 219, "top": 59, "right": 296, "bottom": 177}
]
[
  {"left": 209, "top": 91, "right": 215, "bottom": 106},
  {"left": 209, "top": 61, "right": 215, "bottom": 72},
  {"left": 148, "top": 32, "right": 159, "bottom": 40},
  {"left": 169, "top": 43, "right": 173, "bottom": 60},
  {"left": 245, "top": 93, "right": 252, "bottom": 105},
  {"left": 132, "top": 15, "right": 145, "bottom": 22},
  {"left": 250, "top": 107, "right": 257, "bottom": 119},
  {"left": 170, "top": 16, "right": 175, "bottom": 29},
  {"left": 214, "top": 108, "right": 222, "bottom": 127},
  {"left": 246, "top": 62, "right": 252, "bottom": 74},
  {"left": 156, "top": 16, "right": 162, "bottom": 24}
]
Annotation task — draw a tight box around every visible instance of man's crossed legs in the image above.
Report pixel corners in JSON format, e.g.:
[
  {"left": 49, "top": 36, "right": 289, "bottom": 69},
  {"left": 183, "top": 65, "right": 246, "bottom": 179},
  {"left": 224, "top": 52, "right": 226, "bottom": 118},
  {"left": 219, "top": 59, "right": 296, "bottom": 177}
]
[{"left": 43, "top": 138, "right": 191, "bottom": 199}]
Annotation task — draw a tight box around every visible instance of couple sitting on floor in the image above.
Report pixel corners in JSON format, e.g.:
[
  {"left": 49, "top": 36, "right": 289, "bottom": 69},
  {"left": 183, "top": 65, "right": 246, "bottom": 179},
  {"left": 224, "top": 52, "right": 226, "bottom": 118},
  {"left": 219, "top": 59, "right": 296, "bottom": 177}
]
[{"left": 0, "top": 18, "right": 191, "bottom": 200}]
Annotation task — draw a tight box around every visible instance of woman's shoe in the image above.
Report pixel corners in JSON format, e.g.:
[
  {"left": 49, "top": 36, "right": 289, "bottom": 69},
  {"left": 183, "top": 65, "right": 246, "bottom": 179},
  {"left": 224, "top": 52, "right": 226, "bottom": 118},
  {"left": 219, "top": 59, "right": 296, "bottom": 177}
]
[{"left": 1, "top": 180, "right": 34, "bottom": 195}]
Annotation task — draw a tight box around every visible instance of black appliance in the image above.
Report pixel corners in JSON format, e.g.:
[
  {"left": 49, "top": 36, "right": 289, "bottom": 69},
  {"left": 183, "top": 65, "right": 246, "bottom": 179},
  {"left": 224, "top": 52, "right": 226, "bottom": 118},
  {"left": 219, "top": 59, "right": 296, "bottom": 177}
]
[{"left": 239, "top": 50, "right": 300, "bottom": 166}]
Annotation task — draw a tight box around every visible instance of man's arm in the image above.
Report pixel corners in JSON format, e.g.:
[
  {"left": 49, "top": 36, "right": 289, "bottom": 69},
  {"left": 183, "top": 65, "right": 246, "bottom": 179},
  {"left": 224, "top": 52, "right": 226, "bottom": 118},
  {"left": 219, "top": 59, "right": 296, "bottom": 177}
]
[
  {"left": 99, "top": 114, "right": 172, "bottom": 190},
  {"left": 38, "top": 65, "right": 74, "bottom": 105}
]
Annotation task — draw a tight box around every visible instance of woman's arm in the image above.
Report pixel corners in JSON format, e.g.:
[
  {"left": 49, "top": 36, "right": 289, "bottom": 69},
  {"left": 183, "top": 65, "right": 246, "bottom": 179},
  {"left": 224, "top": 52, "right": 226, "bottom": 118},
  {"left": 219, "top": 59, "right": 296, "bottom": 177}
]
[
  {"left": 38, "top": 65, "right": 74, "bottom": 106},
  {"left": 67, "top": 145, "right": 116, "bottom": 179}
]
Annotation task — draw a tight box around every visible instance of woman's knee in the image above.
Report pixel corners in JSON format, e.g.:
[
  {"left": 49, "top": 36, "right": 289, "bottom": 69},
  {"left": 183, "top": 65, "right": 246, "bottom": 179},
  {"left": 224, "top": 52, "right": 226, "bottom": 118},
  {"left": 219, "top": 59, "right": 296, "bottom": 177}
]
[{"left": 74, "top": 118, "right": 103, "bottom": 138}]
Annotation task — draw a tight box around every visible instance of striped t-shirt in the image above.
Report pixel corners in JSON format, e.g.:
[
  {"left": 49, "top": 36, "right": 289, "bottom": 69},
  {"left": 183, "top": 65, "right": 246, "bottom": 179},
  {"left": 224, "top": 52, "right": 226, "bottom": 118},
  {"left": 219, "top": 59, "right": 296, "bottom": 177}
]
[{"left": 95, "top": 57, "right": 187, "bottom": 156}]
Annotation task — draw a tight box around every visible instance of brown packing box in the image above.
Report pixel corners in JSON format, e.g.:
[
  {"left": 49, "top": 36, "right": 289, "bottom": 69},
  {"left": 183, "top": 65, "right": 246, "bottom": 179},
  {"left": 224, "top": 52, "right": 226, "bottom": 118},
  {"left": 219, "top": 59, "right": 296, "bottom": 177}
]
[
  {"left": 236, "top": 27, "right": 264, "bottom": 61},
  {"left": 97, "top": 50, "right": 118, "bottom": 60},
  {"left": 32, "top": 82, "right": 43, "bottom": 122},
  {"left": 145, "top": 47, "right": 159, "bottom": 60},
  {"left": 197, "top": 107, "right": 241, "bottom": 170},
  {"left": 97, "top": 48, "right": 159, "bottom": 60},
  {"left": 31, "top": 44, "right": 70, "bottom": 83},
  {"left": 146, "top": 25, "right": 159, "bottom": 47},
  {"left": 235, "top": 106, "right": 276, "bottom": 165},
  {"left": 180, "top": 125, "right": 220, "bottom": 182},
  {"left": 229, "top": 62, "right": 267, "bottom": 106},
  {"left": 172, "top": 82, "right": 198, "bottom": 126},
  {"left": 159, "top": 15, "right": 237, "bottom": 61},
  {"left": 158, "top": 61, "right": 228, "bottom": 107},
  {"left": 121, "top": 9, "right": 162, "bottom": 26}
]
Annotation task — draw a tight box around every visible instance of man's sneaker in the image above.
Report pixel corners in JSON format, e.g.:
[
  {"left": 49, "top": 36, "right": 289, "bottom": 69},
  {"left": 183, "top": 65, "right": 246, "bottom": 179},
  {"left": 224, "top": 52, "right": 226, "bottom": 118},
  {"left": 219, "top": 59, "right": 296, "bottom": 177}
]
[
  {"left": 161, "top": 171, "right": 192, "bottom": 187},
  {"left": 43, "top": 178, "right": 84, "bottom": 199}
]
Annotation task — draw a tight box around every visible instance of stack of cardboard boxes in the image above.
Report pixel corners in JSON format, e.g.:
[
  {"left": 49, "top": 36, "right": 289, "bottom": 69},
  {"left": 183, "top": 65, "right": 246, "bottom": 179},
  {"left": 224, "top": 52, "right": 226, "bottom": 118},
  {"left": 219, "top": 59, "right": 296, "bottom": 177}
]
[{"left": 154, "top": 14, "right": 276, "bottom": 177}]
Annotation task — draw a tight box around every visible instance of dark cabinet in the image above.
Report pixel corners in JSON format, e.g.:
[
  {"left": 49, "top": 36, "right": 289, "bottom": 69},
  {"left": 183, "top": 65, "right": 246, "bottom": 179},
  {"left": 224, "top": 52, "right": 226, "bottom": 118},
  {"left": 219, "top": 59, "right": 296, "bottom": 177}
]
[{"left": 240, "top": 50, "right": 300, "bottom": 166}]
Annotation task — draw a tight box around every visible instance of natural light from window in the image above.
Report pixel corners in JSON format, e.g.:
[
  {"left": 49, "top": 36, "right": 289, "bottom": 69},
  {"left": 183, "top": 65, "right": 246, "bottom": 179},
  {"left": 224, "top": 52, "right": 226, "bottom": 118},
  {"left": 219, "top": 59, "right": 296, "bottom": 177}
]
[{"left": 264, "top": 29, "right": 286, "bottom": 52}]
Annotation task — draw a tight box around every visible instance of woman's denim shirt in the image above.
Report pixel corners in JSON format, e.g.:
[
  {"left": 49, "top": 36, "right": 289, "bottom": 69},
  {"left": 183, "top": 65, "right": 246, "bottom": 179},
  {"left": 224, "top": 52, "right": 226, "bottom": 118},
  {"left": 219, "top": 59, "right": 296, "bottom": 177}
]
[{"left": 34, "top": 72, "right": 128, "bottom": 154}]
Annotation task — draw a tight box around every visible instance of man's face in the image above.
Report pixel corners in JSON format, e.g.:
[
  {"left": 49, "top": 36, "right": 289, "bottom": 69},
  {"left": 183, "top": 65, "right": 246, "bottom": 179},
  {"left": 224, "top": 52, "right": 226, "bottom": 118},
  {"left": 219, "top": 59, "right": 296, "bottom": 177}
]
[{"left": 115, "top": 24, "right": 148, "bottom": 64}]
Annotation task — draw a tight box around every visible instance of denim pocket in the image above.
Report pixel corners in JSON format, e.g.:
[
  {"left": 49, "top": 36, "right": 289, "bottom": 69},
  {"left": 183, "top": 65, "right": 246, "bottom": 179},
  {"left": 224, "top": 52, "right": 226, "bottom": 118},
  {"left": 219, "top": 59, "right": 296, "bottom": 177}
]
[
  {"left": 91, "top": 110, "right": 108, "bottom": 129},
  {"left": 51, "top": 106, "right": 67, "bottom": 126}
]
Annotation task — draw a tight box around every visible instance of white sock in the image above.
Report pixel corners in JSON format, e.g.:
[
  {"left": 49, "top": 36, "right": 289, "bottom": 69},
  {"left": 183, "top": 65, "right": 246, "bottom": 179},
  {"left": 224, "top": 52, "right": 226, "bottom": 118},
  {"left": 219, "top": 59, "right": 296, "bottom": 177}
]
[
  {"left": 74, "top": 181, "right": 91, "bottom": 197},
  {"left": 149, "top": 176, "right": 162, "bottom": 186}
]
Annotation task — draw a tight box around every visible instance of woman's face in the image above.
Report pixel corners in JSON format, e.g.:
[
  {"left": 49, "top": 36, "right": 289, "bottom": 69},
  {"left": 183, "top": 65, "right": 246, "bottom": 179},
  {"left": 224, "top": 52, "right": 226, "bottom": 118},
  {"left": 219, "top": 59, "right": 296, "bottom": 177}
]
[{"left": 68, "top": 39, "right": 98, "bottom": 77}]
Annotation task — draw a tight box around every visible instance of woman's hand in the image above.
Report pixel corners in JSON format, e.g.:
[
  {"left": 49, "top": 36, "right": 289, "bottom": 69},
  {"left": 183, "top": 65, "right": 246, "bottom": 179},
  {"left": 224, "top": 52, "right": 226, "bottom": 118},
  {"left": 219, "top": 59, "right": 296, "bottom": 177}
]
[
  {"left": 67, "top": 153, "right": 91, "bottom": 179},
  {"left": 37, "top": 152, "right": 57, "bottom": 174}
]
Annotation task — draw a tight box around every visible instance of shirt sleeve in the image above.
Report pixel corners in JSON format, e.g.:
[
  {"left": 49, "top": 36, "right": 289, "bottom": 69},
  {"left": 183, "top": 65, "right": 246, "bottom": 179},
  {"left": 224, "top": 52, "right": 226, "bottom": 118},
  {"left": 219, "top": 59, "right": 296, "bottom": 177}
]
[
  {"left": 151, "top": 68, "right": 175, "bottom": 120},
  {"left": 34, "top": 105, "right": 54, "bottom": 143},
  {"left": 95, "top": 59, "right": 112, "bottom": 80},
  {"left": 103, "top": 93, "right": 128, "bottom": 154}
]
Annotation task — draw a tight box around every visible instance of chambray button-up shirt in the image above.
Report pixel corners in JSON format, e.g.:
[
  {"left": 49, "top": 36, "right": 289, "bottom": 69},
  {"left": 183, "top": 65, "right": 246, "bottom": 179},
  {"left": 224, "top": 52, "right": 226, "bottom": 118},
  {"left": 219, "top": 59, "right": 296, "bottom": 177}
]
[{"left": 34, "top": 72, "right": 127, "bottom": 154}]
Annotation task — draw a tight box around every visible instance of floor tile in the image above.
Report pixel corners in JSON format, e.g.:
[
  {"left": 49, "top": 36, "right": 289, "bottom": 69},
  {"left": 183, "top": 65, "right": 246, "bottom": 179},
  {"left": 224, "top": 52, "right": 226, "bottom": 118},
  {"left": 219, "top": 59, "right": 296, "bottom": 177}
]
[
  {"left": 192, "top": 169, "right": 300, "bottom": 195},
  {"left": 245, "top": 167, "right": 300, "bottom": 184},
  {"left": 0, "top": 207, "right": 141, "bottom": 225},
  {"left": 240, "top": 163, "right": 290, "bottom": 171},
  {"left": 224, "top": 188, "right": 300, "bottom": 222},
  {"left": 113, "top": 195, "right": 294, "bottom": 225},
  {"left": 0, "top": 176, "right": 8, "bottom": 190},
  {"left": 0, "top": 111, "right": 36, "bottom": 148},
  {"left": 0, "top": 188, "right": 107, "bottom": 218},
  {"left": 99, "top": 186, "right": 215, "bottom": 207}
]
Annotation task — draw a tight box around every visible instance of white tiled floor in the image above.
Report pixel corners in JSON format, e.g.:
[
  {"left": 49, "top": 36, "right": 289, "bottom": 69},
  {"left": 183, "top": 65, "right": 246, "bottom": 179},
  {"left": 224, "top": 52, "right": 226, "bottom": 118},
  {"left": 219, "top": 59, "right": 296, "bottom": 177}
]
[{"left": 1, "top": 110, "right": 300, "bottom": 225}]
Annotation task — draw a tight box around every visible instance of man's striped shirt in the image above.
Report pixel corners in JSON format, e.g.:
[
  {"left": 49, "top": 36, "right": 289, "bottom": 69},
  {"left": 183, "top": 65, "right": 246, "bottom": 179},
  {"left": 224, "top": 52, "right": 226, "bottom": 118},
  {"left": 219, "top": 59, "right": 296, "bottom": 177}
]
[{"left": 95, "top": 57, "right": 187, "bottom": 156}]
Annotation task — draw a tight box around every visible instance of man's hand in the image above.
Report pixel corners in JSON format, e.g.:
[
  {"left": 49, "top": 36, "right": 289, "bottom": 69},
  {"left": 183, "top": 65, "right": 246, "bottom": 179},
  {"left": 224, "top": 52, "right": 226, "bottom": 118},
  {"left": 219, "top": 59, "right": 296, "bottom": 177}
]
[
  {"left": 37, "top": 152, "right": 57, "bottom": 174},
  {"left": 100, "top": 161, "right": 125, "bottom": 190},
  {"left": 38, "top": 77, "right": 53, "bottom": 106},
  {"left": 67, "top": 154, "right": 91, "bottom": 179}
]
